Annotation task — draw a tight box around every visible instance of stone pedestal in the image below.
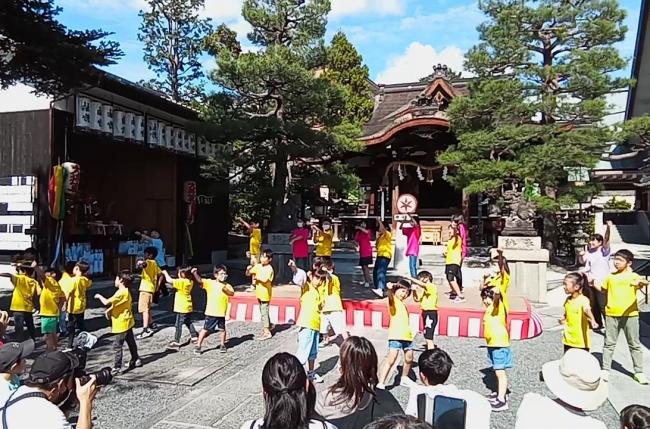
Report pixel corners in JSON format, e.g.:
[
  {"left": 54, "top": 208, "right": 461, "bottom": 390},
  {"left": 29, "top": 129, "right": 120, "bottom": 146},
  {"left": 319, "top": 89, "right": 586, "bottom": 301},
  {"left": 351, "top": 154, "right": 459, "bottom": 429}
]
[{"left": 497, "top": 236, "right": 549, "bottom": 303}]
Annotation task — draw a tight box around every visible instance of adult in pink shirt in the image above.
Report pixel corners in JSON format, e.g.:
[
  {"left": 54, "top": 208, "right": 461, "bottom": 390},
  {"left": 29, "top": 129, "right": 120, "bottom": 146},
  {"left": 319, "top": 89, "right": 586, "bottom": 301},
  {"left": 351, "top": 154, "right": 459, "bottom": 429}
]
[
  {"left": 290, "top": 220, "right": 310, "bottom": 271},
  {"left": 401, "top": 214, "right": 421, "bottom": 278},
  {"left": 354, "top": 221, "right": 373, "bottom": 288}
]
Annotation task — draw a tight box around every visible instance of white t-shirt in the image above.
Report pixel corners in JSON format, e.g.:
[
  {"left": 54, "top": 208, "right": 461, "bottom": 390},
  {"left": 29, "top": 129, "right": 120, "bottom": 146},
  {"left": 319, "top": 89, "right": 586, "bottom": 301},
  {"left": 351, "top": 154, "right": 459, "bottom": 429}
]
[
  {"left": 584, "top": 246, "right": 611, "bottom": 286},
  {"left": 292, "top": 268, "right": 307, "bottom": 288},
  {"left": 241, "top": 419, "right": 337, "bottom": 429},
  {"left": 0, "top": 385, "right": 71, "bottom": 428},
  {"left": 515, "top": 393, "right": 607, "bottom": 429},
  {"left": 405, "top": 384, "right": 491, "bottom": 429}
]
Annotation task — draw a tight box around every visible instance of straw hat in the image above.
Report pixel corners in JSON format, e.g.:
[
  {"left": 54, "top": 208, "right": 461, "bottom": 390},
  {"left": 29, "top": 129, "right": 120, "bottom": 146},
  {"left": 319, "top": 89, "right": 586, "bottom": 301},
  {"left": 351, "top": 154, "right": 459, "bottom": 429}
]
[{"left": 541, "top": 349, "right": 608, "bottom": 411}]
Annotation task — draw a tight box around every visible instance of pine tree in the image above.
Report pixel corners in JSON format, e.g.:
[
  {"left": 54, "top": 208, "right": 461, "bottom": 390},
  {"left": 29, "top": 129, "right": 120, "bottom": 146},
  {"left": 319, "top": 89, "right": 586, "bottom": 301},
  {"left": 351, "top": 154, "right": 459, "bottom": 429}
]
[
  {"left": 138, "top": 0, "right": 212, "bottom": 102},
  {"left": 0, "top": 0, "right": 122, "bottom": 96},
  {"left": 201, "top": 0, "right": 364, "bottom": 230},
  {"left": 438, "top": 0, "right": 630, "bottom": 245}
]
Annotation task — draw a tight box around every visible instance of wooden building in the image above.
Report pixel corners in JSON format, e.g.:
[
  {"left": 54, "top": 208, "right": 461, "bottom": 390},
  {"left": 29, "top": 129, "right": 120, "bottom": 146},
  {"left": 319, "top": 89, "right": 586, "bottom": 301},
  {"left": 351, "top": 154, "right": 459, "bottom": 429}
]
[{"left": 0, "top": 72, "right": 228, "bottom": 271}]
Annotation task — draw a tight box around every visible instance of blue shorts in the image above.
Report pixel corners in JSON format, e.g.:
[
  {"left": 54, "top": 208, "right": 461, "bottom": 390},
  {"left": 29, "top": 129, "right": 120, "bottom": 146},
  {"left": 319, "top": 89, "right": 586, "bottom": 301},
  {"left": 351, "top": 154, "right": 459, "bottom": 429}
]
[
  {"left": 388, "top": 340, "right": 414, "bottom": 350},
  {"left": 296, "top": 328, "right": 319, "bottom": 364},
  {"left": 487, "top": 347, "right": 513, "bottom": 370}
]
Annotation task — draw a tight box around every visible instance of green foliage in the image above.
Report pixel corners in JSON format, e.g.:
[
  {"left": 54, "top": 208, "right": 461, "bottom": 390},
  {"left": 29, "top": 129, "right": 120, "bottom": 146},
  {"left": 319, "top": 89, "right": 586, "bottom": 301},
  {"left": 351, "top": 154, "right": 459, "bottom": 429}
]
[
  {"left": 138, "top": 0, "right": 212, "bottom": 102},
  {"left": 0, "top": 0, "right": 122, "bottom": 96},
  {"left": 201, "top": 0, "right": 370, "bottom": 229},
  {"left": 441, "top": 0, "right": 630, "bottom": 214},
  {"left": 604, "top": 196, "right": 632, "bottom": 210}
]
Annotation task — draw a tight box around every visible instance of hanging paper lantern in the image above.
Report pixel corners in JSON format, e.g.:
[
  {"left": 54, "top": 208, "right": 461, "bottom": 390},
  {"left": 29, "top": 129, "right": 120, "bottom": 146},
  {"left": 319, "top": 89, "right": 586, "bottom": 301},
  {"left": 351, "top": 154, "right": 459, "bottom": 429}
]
[{"left": 62, "top": 162, "right": 81, "bottom": 195}]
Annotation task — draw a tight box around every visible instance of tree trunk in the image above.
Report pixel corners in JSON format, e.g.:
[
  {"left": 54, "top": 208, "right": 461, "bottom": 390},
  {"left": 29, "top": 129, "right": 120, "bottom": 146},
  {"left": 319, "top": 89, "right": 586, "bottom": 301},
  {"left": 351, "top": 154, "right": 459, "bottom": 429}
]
[{"left": 268, "top": 147, "right": 292, "bottom": 232}]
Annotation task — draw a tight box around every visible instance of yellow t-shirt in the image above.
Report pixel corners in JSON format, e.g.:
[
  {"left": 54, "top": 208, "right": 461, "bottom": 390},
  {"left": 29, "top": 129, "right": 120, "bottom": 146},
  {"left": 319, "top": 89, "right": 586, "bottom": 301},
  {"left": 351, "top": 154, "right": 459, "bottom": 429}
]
[
  {"left": 489, "top": 272, "right": 511, "bottom": 312},
  {"left": 483, "top": 300, "right": 510, "bottom": 347},
  {"left": 203, "top": 279, "right": 232, "bottom": 317},
  {"left": 602, "top": 270, "right": 642, "bottom": 317},
  {"left": 388, "top": 297, "right": 413, "bottom": 341},
  {"left": 140, "top": 259, "right": 161, "bottom": 293},
  {"left": 298, "top": 283, "right": 321, "bottom": 331},
  {"left": 445, "top": 236, "right": 462, "bottom": 265},
  {"left": 59, "top": 274, "right": 74, "bottom": 296},
  {"left": 251, "top": 263, "right": 274, "bottom": 302},
  {"left": 563, "top": 294, "right": 591, "bottom": 349},
  {"left": 39, "top": 277, "right": 64, "bottom": 317},
  {"left": 417, "top": 282, "right": 438, "bottom": 311},
  {"left": 173, "top": 278, "right": 193, "bottom": 313},
  {"left": 10, "top": 274, "right": 38, "bottom": 312},
  {"left": 109, "top": 288, "right": 135, "bottom": 333},
  {"left": 315, "top": 231, "right": 333, "bottom": 257},
  {"left": 250, "top": 228, "right": 262, "bottom": 256},
  {"left": 67, "top": 276, "right": 92, "bottom": 315},
  {"left": 376, "top": 231, "right": 393, "bottom": 259},
  {"left": 321, "top": 274, "right": 343, "bottom": 312}
]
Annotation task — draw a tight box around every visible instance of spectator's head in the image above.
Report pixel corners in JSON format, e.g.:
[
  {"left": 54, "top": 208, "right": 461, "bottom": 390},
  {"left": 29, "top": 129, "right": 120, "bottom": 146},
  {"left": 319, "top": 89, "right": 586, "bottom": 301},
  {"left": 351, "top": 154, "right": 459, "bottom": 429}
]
[
  {"left": 74, "top": 260, "right": 90, "bottom": 276},
  {"left": 393, "top": 279, "right": 411, "bottom": 300},
  {"left": 150, "top": 228, "right": 161, "bottom": 239},
  {"left": 363, "top": 414, "right": 432, "bottom": 429},
  {"left": 541, "top": 348, "right": 607, "bottom": 411},
  {"left": 418, "top": 348, "right": 453, "bottom": 386},
  {"left": 451, "top": 214, "right": 464, "bottom": 226},
  {"left": 0, "top": 339, "right": 34, "bottom": 376},
  {"left": 620, "top": 404, "right": 650, "bottom": 429},
  {"left": 417, "top": 271, "right": 433, "bottom": 284},
  {"left": 330, "top": 336, "right": 378, "bottom": 408},
  {"left": 359, "top": 219, "right": 368, "bottom": 230},
  {"left": 261, "top": 352, "right": 310, "bottom": 429},
  {"left": 563, "top": 272, "right": 587, "bottom": 295},
  {"left": 213, "top": 265, "right": 228, "bottom": 281},
  {"left": 26, "top": 350, "right": 83, "bottom": 404},
  {"left": 613, "top": 249, "right": 634, "bottom": 271},
  {"left": 260, "top": 249, "right": 273, "bottom": 265},
  {"left": 144, "top": 246, "right": 158, "bottom": 260},
  {"left": 588, "top": 233, "right": 604, "bottom": 249},
  {"left": 63, "top": 260, "right": 76, "bottom": 276},
  {"left": 115, "top": 270, "right": 133, "bottom": 289}
]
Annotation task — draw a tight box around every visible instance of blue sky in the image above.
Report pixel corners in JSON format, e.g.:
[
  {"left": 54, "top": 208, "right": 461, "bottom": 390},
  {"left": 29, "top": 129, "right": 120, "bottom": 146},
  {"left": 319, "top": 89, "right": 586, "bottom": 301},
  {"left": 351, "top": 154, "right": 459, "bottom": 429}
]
[{"left": 53, "top": 0, "right": 643, "bottom": 86}]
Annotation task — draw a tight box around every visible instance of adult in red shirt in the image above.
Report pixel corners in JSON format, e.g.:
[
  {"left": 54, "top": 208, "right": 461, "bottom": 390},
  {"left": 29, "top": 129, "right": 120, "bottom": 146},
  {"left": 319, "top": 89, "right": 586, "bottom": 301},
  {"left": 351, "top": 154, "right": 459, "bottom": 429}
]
[
  {"left": 355, "top": 221, "right": 373, "bottom": 288},
  {"left": 289, "top": 220, "right": 310, "bottom": 271},
  {"left": 401, "top": 214, "right": 421, "bottom": 278}
]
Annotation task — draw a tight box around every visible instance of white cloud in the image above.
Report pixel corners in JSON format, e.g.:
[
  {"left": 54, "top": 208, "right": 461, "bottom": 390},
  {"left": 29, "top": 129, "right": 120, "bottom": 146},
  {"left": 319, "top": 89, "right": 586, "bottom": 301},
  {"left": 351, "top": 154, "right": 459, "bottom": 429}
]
[
  {"left": 330, "top": 0, "right": 406, "bottom": 19},
  {"left": 58, "top": 0, "right": 148, "bottom": 12},
  {"left": 603, "top": 89, "right": 630, "bottom": 126},
  {"left": 400, "top": 4, "right": 483, "bottom": 30},
  {"left": 375, "top": 42, "right": 466, "bottom": 84},
  {"left": 0, "top": 84, "right": 52, "bottom": 113},
  {"left": 201, "top": 0, "right": 244, "bottom": 21}
]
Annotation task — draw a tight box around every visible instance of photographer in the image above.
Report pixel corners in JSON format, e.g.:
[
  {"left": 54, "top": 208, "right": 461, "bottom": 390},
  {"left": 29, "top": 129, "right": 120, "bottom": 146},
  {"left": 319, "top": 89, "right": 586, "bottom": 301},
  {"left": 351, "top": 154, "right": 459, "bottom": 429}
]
[{"left": 0, "top": 351, "right": 97, "bottom": 428}]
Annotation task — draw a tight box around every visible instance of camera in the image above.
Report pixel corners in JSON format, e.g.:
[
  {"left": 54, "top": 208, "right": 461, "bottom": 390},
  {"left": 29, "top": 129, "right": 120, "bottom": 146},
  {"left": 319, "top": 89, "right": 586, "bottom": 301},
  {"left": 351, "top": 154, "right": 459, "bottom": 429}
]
[{"left": 67, "top": 346, "right": 113, "bottom": 387}]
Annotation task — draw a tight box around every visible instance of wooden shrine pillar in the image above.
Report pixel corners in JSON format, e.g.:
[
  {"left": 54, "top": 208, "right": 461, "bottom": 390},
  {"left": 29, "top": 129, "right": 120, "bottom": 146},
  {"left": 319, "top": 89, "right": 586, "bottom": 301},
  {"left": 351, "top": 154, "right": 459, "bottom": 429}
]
[{"left": 391, "top": 169, "right": 400, "bottom": 226}]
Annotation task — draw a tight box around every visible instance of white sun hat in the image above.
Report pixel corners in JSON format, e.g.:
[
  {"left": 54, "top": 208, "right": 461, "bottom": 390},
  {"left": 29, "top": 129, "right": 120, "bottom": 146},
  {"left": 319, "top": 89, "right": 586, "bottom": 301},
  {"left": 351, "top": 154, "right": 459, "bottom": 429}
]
[{"left": 541, "top": 348, "right": 608, "bottom": 411}]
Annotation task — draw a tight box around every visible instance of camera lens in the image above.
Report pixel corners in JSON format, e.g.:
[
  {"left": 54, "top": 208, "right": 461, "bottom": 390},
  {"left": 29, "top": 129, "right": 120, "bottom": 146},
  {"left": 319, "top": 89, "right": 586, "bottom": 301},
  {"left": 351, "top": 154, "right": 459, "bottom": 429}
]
[{"left": 78, "top": 367, "right": 113, "bottom": 387}]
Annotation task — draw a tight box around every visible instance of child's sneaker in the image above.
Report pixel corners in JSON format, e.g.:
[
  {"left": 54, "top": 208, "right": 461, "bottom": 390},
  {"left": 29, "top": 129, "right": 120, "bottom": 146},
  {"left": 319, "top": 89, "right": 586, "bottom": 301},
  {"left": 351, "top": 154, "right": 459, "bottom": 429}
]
[
  {"left": 193, "top": 346, "right": 202, "bottom": 356},
  {"left": 491, "top": 399, "right": 508, "bottom": 412},
  {"left": 452, "top": 296, "right": 466, "bottom": 303},
  {"left": 220, "top": 346, "right": 227, "bottom": 354},
  {"left": 371, "top": 288, "right": 384, "bottom": 298},
  {"left": 126, "top": 358, "right": 142, "bottom": 370},
  {"left": 363, "top": 282, "right": 370, "bottom": 288},
  {"left": 150, "top": 323, "right": 159, "bottom": 330},
  {"left": 634, "top": 373, "right": 649, "bottom": 385},
  {"left": 112, "top": 366, "right": 122, "bottom": 376},
  {"left": 167, "top": 341, "right": 182, "bottom": 349},
  {"left": 190, "top": 337, "right": 198, "bottom": 345},
  {"left": 308, "top": 372, "right": 324, "bottom": 383},
  {"left": 136, "top": 329, "right": 153, "bottom": 340}
]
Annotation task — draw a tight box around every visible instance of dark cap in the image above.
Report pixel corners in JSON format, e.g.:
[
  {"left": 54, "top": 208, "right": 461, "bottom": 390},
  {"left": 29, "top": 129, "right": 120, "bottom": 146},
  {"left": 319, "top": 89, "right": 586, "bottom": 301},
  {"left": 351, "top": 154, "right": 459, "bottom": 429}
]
[
  {"left": 0, "top": 339, "right": 34, "bottom": 372},
  {"left": 28, "top": 351, "right": 80, "bottom": 385}
]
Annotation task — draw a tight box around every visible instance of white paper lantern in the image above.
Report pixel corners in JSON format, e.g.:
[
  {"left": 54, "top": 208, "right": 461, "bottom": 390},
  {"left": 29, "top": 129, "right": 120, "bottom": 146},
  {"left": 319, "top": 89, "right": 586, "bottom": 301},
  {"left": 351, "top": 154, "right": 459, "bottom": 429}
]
[
  {"left": 198, "top": 136, "right": 207, "bottom": 158},
  {"left": 147, "top": 119, "right": 159, "bottom": 145},
  {"left": 175, "top": 128, "right": 185, "bottom": 151},
  {"left": 134, "top": 115, "right": 145, "bottom": 142},
  {"left": 124, "top": 113, "right": 134, "bottom": 140},
  {"left": 188, "top": 134, "right": 196, "bottom": 156},
  {"left": 114, "top": 110, "right": 125, "bottom": 137},
  {"left": 101, "top": 105, "right": 113, "bottom": 134},
  {"left": 76, "top": 97, "right": 91, "bottom": 128},
  {"left": 90, "top": 101, "right": 102, "bottom": 131}
]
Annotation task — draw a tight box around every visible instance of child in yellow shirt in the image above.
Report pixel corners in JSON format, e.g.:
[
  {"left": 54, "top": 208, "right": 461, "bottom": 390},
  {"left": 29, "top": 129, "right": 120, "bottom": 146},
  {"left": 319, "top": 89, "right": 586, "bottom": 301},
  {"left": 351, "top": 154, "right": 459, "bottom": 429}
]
[
  {"left": 0, "top": 263, "right": 38, "bottom": 340},
  {"left": 319, "top": 259, "right": 348, "bottom": 347},
  {"left": 372, "top": 220, "right": 393, "bottom": 297},
  {"left": 237, "top": 217, "right": 262, "bottom": 265},
  {"left": 593, "top": 249, "right": 649, "bottom": 384},
  {"left": 481, "top": 249, "right": 511, "bottom": 312},
  {"left": 377, "top": 280, "right": 415, "bottom": 389},
  {"left": 481, "top": 286, "right": 511, "bottom": 412},
  {"left": 38, "top": 269, "right": 65, "bottom": 351},
  {"left": 94, "top": 270, "right": 141, "bottom": 374},
  {"left": 444, "top": 224, "right": 465, "bottom": 302},
  {"left": 191, "top": 266, "right": 234, "bottom": 355},
  {"left": 407, "top": 271, "right": 438, "bottom": 350},
  {"left": 58, "top": 261, "right": 76, "bottom": 337},
  {"left": 560, "top": 273, "right": 598, "bottom": 353},
  {"left": 246, "top": 250, "right": 275, "bottom": 340},
  {"left": 65, "top": 261, "right": 92, "bottom": 349},
  {"left": 136, "top": 247, "right": 162, "bottom": 339},
  {"left": 163, "top": 267, "right": 198, "bottom": 349},
  {"left": 312, "top": 221, "right": 333, "bottom": 260},
  {"left": 295, "top": 268, "right": 325, "bottom": 383}
]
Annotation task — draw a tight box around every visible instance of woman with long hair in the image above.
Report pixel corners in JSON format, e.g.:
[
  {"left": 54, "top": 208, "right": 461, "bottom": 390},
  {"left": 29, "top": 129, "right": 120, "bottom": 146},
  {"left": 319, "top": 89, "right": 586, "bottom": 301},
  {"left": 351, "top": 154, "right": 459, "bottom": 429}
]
[
  {"left": 241, "top": 353, "right": 337, "bottom": 429},
  {"left": 316, "top": 336, "right": 403, "bottom": 428}
]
